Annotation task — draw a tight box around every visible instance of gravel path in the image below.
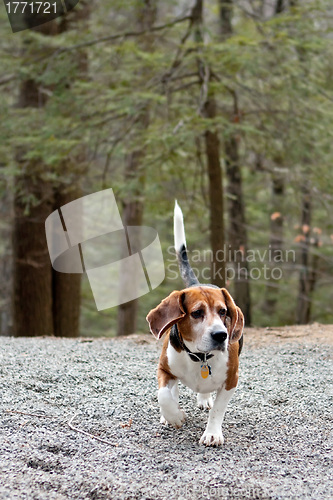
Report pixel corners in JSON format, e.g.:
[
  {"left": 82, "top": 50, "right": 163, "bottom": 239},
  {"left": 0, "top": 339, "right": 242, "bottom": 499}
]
[{"left": 0, "top": 326, "right": 332, "bottom": 500}]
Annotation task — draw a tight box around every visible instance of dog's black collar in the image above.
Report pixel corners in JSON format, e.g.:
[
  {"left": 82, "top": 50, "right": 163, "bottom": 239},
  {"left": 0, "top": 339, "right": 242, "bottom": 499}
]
[{"left": 170, "top": 324, "right": 214, "bottom": 363}]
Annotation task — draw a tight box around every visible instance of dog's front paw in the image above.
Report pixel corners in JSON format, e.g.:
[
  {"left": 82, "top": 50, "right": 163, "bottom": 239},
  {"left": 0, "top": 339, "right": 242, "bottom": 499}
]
[
  {"left": 160, "top": 409, "right": 186, "bottom": 429},
  {"left": 199, "top": 429, "right": 224, "bottom": 447}
]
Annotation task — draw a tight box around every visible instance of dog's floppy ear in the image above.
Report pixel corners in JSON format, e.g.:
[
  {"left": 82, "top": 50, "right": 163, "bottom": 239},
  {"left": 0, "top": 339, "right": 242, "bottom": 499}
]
[
  {"left": 146, "top": 290, "right": 186, "bottom": 339},
  {"left": 221, "top": 288, "right": 244, "bottom": 343}
]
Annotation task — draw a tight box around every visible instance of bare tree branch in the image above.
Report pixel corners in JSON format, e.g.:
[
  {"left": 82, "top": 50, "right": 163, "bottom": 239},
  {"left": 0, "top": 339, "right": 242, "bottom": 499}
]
[
  {"left": 54, "top": 15, "right": 192, "bottom": 55},
  {"left": 68, "top": 413, "right": 119, "bottom": 447},
  {"left": 0, "top": 74, "right": 16, "bottom": 86},
  {"left": 6, "top": 409, "right": 54, "bottom": 418}
]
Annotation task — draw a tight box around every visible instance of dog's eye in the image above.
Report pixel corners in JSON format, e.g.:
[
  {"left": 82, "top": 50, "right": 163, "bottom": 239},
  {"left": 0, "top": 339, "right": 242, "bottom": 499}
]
[
  {"left": 219, "top": 308, "right": 227, "bottom": 317},
  {"left": 191, "top": 309, "right": 204, "bottom": 319}
]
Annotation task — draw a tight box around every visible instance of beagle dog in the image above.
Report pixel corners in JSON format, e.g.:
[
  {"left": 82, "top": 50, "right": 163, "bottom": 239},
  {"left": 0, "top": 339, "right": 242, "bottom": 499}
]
[{"left": 146, "top": 202, "right": 244, "bottom": 447}]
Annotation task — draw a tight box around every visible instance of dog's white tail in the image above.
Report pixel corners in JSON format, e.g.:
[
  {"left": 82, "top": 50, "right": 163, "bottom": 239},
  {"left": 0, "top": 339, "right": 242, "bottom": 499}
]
[
  {"left": 173, "top": 201, "right": 199, "bottom": 287},
  {"left": 174, "top": 200, "right": 187, "bottom": 252}
]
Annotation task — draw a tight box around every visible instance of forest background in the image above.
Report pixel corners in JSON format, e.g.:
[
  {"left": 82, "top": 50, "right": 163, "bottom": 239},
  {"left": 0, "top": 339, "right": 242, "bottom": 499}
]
[{"left": 0, "top": 0, "right": 332, "bottom": 338}]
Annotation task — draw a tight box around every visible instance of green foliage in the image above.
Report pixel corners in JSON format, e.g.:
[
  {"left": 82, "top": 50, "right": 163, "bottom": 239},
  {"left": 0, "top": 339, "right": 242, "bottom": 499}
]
[{"left": 1, "top": 0, "right": 333, "bottom": 332}]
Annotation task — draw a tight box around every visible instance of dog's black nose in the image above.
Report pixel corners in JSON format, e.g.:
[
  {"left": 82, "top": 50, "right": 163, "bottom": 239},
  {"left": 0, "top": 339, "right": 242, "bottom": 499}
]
[{"left": 211, "top": 330, "right": 227, "bottom": 344}]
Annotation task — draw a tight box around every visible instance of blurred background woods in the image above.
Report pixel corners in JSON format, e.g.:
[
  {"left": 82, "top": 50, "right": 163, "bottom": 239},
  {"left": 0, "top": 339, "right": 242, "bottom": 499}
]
[{"left": 0, "top": 0, "right": 333, "bottom": 337}]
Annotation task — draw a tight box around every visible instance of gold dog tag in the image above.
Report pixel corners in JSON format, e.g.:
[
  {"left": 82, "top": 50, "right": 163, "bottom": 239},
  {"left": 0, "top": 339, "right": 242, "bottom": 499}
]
[{"left": 201, "top": 364, "right": 209, "bottom": 379}]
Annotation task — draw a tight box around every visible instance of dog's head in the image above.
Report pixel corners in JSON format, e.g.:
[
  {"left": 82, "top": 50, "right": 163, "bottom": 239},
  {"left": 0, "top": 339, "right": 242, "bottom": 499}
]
[{"left": 146, "top": 286, "right": 244, "bottom": 353}]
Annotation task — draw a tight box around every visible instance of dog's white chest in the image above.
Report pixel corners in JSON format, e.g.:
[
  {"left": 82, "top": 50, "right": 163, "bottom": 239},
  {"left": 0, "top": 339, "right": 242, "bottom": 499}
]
[{"left": 167, "top": 343, "right": 228, "bottom": 394}]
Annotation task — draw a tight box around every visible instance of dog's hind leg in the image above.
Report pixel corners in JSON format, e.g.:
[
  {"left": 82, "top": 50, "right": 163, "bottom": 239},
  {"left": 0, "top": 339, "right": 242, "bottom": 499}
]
[{"left": 197, "top": 393, "right": 213, "bottom": 410}]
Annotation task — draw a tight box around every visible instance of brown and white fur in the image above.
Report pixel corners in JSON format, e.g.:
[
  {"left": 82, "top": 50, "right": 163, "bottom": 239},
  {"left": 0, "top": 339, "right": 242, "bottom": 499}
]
[{"left": 146, "top": 202, "right": 244, "bottom": 447}]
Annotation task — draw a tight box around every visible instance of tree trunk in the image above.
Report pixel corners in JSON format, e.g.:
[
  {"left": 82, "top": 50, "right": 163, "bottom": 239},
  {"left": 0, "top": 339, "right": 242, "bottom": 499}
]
[
  {"left": 193, "top": 0, "right": 225, "bottom": 288},
  {"left": 13, "top": 62, "right": 55, "bottom": 336},
  {"left": 275, "top": 0, "right": 284, "bottom": 14},
  {"left": 296, "top": 183, "right": 312, "bottom": 324},
  {"left": 13, "top": 177, "right": 54, "bottom": 336},
  {"left": 117, "top": 152, "right": 146, "bottom": 336},
  {"left": 52, "top": 188, "right": 82, "bottom": 337},
  {"left": 116, "top": 0, "right": 156, "bottom": 336},
  {"left": 219, "top": 0, "right": 233, "bottom": 35},
  {"left": 225, "top": 137, "right": 251, "bottom": 324},
  {"left": 307, "top": 236, "right": 319, "bottom": 316},
  {"left": 204, "top": 99, "right": 225, "bottom": 288},
  {"left": 219, "top": 0, "right": 251, "bottom": 322},
  {"left": 262, "top": 172, "right": 284, "bottom": 315},
  {"left": 0, "top": 189, "right": 13, "bottom": 335},
  {"left": 260, "top": 0, "right": 292, "bottom": 318},
  {"left": 12, "top": 6, "right": 89, "bottom": 337}
]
